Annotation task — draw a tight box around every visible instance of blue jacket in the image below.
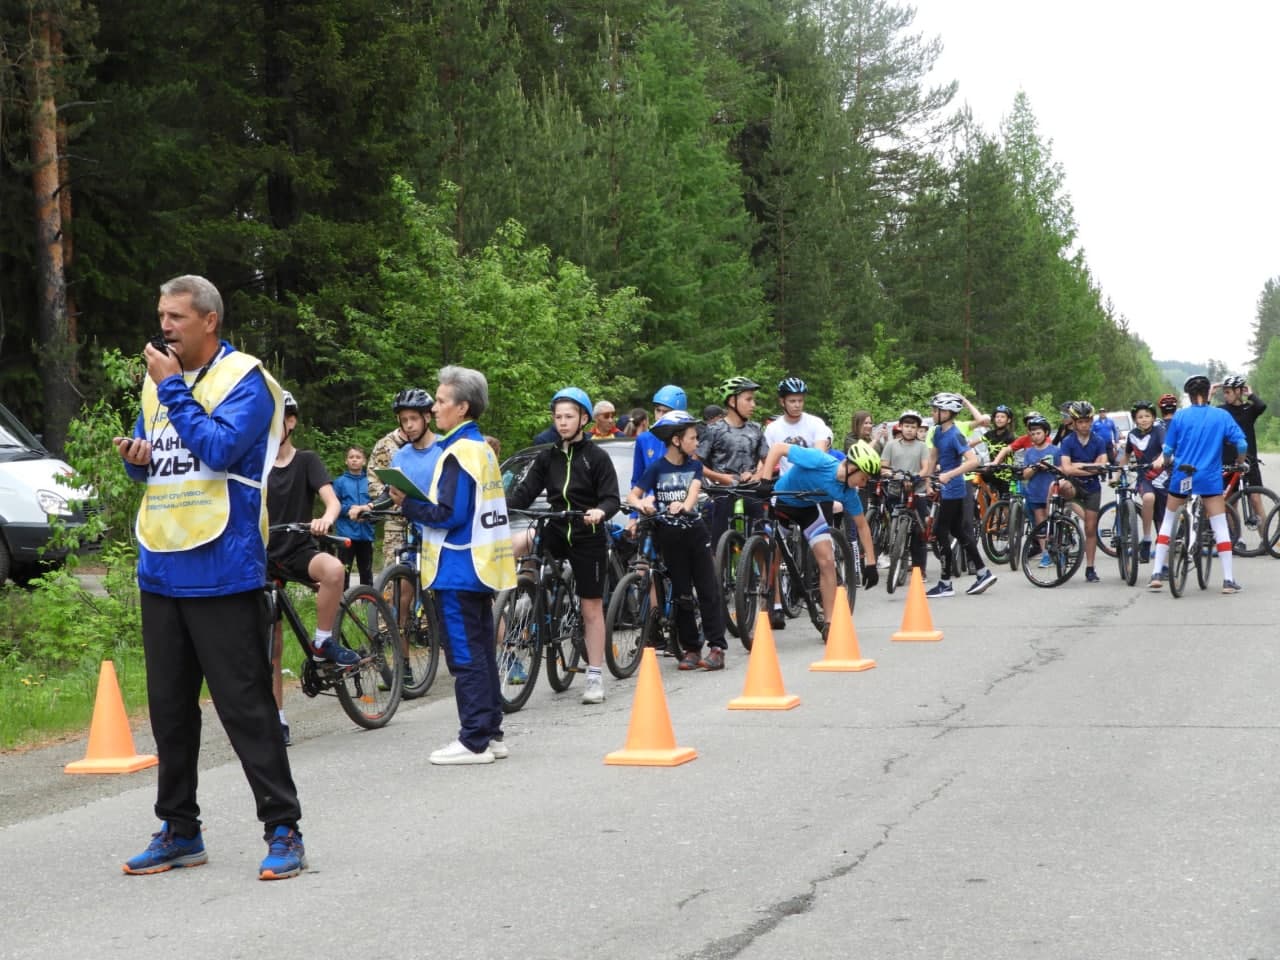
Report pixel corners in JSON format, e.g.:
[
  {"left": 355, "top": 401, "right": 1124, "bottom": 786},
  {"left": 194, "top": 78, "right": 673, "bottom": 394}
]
[
  {"left": 399, "top": 420, "right": 486, "bottom": 592},
  {"left": 332, "top": 470, "right": 374, "bottom": 541},
  {"left": 126, "top": 343, "right": 275, "bottom": 597}
]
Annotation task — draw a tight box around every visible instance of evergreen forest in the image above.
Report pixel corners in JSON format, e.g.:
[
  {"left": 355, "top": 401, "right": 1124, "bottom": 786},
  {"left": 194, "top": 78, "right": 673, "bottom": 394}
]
[{"left": 0, "top": 0, "right": 1221, "bottom": 460}]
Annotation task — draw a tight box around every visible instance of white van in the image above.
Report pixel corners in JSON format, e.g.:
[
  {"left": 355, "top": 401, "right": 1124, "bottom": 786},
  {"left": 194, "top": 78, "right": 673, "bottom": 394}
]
[{"left": 0, "top": 403, "right": 94, "bottom": 584}]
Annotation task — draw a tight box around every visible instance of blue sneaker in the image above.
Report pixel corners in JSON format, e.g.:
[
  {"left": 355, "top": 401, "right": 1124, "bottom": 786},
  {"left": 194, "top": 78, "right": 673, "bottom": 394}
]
[
  {"left": 312, "top": 637, "right": 360, "bottom": 667},
  {"left": 259, "top": 825, "right": 306, "bottom": 880},
  {"left": 122, "top": 822, "right": 207, "bottom": 875}
]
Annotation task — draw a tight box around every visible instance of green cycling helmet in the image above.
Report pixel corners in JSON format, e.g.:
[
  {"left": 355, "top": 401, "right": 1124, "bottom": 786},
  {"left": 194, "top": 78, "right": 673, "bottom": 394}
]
[
  {"left": 845, "top": 439, "right": 881, "bottom": 479},
  {"left": 719, "top": 376, "right": 761, "bottom": 405}
]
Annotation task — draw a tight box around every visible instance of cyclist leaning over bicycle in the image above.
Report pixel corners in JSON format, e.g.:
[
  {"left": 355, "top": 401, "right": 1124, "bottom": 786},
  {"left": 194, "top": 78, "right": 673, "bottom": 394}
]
[
  {"left": 266, "top": 391, "right": 357, "bottom": 746},
  {"left": 1118, "top": 400, "right": 1167, "bottom": 562},
  {"left": 922, "top": 393, "right": 997, "bottom": 597},
  {"left": 1057, "top": 400, "right": 1109, "bottom": 583},
  {"left": 879, "top": 410, "right": 929, "bottom": 573},
  {"left": 1147, "top": 375, "right": 1248, "bottom": 594},
  {"left": 507, "top": 387, "right": 621, "bottom": 704},
  {"left": 698, "top": 377, "right": 770, "bottom": 550},
  {"left": 760, "top": 438, "right": 881, "bottom": 634},
  {"left": 626, "top": 411, "right": 728, "bottom": 671},
  {"left": 980, "top": 405, "right": 1018, "bottom": 499}
]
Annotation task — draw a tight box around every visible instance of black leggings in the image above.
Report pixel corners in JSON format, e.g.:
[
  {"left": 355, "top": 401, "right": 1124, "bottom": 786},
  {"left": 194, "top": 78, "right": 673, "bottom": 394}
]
[{"left": 934, "top": 497, "right": 982, "bottom": 579}]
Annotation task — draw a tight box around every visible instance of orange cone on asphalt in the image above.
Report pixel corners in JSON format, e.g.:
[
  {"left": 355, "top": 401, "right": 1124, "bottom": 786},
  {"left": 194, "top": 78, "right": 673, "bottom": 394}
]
[
  {"left": 65, "top": 661, "right": 158, "bottom": 775},
  {"left": 891, "top": 568, "right": 944, "bottom": 642},
  {"left": 605, "top": 648, "right": 697, "bottom": 767},
  {"left": 811, "top": 585, "right": 876, "bottom": 671},
  {"left": 729, "top": 610, "right": 800, "bottom": 710}
]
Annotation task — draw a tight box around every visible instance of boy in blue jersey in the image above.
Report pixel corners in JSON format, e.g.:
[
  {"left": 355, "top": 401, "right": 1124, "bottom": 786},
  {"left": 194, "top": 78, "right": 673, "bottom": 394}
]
[
  {"left": 760, "top": 439, "right": 880, "bottom": 633},
  {"left": 1018, "top": 416, "right": 1058, "bottom": 568},
  {"left": 1147, "top": 375, "right": 1248, "bottom": 593},
  {"left": 921, "top": 393, "right": 997, "bottom": 597},
  {"left": 332, "top": 446, "right": 374, "bottom": 587},
  {"left": 1058, "top": 400, "right": 1110, "bottom": 583}
]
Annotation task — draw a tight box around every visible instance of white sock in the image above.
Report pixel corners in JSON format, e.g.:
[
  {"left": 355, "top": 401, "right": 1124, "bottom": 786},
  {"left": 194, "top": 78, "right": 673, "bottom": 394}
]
[
  {"left": 278, "top": 709, "right": 287, "bottom": 724},
  {"left": 587, "top": 665, "right": 602, "bottom": 679},
  {"left": 1151, "top": 508, "right": 1178, "bottom": 570},
  {"left": 312, "top": 629, "right": 332, "bottom": 649},
  {"left": 1210, "top": 512, "right": 1234, "bottom": 582}
]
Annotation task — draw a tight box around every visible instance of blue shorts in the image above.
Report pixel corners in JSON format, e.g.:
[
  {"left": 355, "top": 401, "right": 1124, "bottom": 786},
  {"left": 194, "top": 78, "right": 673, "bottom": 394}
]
[{"left": 1169, "top": 468, "right": 1224, "bottom": 499}]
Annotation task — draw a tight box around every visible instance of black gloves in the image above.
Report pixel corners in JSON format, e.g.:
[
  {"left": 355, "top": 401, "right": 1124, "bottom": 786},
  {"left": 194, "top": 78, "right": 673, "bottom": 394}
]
[{"left": 861, "top": 564, "right": 879, "bottom": 590}]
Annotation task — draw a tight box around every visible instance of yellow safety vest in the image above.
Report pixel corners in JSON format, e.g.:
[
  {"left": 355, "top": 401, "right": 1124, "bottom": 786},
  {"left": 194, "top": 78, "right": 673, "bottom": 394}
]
[
  {"left": 136, "top": 350, "right": 284, "bottom": 552},
  {"left": 420, "top": 432, "right": 517, "bottom": 592}
]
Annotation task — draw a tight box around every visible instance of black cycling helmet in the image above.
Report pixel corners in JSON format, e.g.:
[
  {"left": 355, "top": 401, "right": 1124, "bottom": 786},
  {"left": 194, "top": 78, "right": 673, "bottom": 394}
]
[
  {"left": 1066, "top": 400, "right": 1094, "bottom": 420},
  {"left": 777, "top": 377, "right": 807, "bottom": 397},
  {"left": 650, "top": 411, "right": 701, "bottom": 444},
  {"left": 1023, "top": 410, "right": 1043, "bottom": 425},
  {"left": 281, "top": 390, "right": 299, "bottom": 416},
  {"left": 1131, "top": 400, "right": 1156, "bottom": 416},
  {"left": 1025, "top": 415, "right": 1051, "bottom": 432},
  {"left": 1223, "top": 375, "right": 1247, "bottom": 389},
  {"left": 393, "top": 387, "right": 434, "bottom": 413},
  {"left": 993, "top": 404, "right": 1013, "bottom": 417},
  {"left": 1183, "top": 374, "right": 1211, "bottom": 397},
  {"left": 1159, "top": 393, "right": 1178, "bottom": 412}
]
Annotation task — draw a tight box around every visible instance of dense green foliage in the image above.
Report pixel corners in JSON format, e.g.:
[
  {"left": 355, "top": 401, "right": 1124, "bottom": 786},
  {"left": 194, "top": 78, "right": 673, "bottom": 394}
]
[{"left": 0, "top": 0, "right": 1236, "bottom": 457}]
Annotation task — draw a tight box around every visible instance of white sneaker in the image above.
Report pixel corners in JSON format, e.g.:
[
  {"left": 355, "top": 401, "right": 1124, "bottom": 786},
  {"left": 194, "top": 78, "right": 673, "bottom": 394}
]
[
  {"left": 877, "top": 555, "right": 890, "bottom": 569},
  {"left": 429, "top": 740, "right": 495, "bottom": 765},
  {"left": 581, "top": 673, "right": 605, "bottom": 704},
  {"left": 489, "top": 740, "right": 509, "bottom": 760}
]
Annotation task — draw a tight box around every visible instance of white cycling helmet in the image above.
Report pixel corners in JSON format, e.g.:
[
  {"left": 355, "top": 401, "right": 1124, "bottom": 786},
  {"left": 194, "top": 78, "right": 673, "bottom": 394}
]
[{"left": 930, "top": 392, "right": 964, "bottom": 413}]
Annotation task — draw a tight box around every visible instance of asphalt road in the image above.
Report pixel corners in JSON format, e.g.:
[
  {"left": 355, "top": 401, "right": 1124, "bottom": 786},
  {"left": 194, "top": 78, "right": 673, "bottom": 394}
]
[{"left": 3, "top": 556, "right": 1279, "bottom": 960}]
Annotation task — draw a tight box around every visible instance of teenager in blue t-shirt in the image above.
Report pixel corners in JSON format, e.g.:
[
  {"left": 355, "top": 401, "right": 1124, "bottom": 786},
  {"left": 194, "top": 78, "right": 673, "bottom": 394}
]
[
  {"left": 627, "top": 411, "right": 727, "bottom": 671},
  {"left": 332, "top": 445, "right": 374, "bottom": 587},
  {"left": 1058, "top": 401, "right": 1109, "bottom": 582},
  {"left": 1018, "top": 416, "right": 1059, "bottom": 569},
  {"left": 921, "top": 393, "right": 997, "bottom": 598}
]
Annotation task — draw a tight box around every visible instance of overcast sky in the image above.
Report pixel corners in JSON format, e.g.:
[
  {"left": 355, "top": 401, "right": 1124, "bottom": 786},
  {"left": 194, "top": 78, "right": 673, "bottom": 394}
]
[{"left": 906, "top": 0, "right": 1278, "bottom": 372}]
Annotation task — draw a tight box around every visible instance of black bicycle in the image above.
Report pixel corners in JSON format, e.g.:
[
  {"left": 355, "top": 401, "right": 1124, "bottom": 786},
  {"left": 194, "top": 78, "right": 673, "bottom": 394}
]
[
  {"left": 1017, "top": 463, "right": 1086, "bottom": 588},
  {"left": 266, "top": 523, "right": 404, "bottom": 729},
  {"left": 734, "top": 490, "right": 855, "bottom": 646},
  {"left": 492, "top": 510, "right": 589, "bottom": 713},
  {"left": 368, "top": 509, "right": 441, "bottom": 699}
]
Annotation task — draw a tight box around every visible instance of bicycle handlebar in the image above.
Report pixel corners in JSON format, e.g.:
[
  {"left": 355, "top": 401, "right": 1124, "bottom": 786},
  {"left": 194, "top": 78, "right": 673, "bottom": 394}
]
[{"left": 268, "top": 522, "right": 352, "bottom": 548}]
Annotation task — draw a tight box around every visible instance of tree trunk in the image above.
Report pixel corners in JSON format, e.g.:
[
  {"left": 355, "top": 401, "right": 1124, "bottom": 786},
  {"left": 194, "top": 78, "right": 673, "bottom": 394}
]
[{"left": 29, "top": 9, "right": 74, "bottom": 456}]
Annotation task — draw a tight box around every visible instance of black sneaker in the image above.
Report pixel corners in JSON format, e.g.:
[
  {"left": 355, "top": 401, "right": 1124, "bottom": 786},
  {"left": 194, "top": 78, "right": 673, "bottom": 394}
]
[
  {"left": 965, "top": 570, "right": 997, "bottom": 595},
  {"left": 1139, "top": 542, "right": 1151, "bottom": 563},
  {"left": 280, "top": 721, "right": 291, "bottom": 747},
  {"left": 1085, "top": 567, "right": 1101, "bottom": 583},
  {"left": 769, "top": 608, "right": 786, "bottom": 630}
]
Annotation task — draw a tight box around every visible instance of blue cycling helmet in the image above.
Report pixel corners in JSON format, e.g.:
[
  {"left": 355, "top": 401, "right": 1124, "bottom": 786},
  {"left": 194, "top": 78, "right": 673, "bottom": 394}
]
[
  {"left": 652, "top": 384, "right": 687, "bottom": 411},
  {"left": 550, "top": 386, "right": 593, "bottom": 421},
  {"left": 993, "top": 404, "right": 1013, "bottom": 417}
]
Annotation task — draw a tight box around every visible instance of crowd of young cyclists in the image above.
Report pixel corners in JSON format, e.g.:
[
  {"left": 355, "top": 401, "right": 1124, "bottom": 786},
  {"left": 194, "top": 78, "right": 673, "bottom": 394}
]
[{"left": 267, "top": 369, "right": 1269, "bottom": 740}]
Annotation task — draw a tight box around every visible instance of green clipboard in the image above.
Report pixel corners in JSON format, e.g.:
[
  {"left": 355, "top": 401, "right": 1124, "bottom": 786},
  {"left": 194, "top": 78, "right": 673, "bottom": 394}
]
[{"left": 372, "top": 467, "right": 430, "bottom": 501}]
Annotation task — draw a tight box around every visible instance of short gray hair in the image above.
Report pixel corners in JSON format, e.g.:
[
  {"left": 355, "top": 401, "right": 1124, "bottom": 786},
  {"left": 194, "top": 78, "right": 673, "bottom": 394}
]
[
  {"left": 160, "top": 275, "right": 223, "bottom": 325},
  {"left": 593, "top": 400, "right": 615, "bottom": 416},
  {"left": 438, "top": 365, "right": 489, "bottom": 420}
]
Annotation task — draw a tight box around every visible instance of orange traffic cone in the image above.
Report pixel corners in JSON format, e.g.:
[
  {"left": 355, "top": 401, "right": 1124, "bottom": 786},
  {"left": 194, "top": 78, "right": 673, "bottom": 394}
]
[
  {"left": 729, "top": 609, "right": 800, "bottom": 710},
  {"left": 891, "top": 568, "right": 944, "bottom": 642},
  {"left": 65, "top": 661, "right": 158, "bottom": 774},
  {"left": 604, "top": 648, "right": 697, "bottom": 766},
  {"left": 810, "top": 585, "right": 876, "bottom": 671}
]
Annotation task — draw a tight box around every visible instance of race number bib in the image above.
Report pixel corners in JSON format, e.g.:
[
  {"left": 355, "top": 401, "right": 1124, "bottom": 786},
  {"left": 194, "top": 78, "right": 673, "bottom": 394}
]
[{"left": 1177, "top": 474, "right": 1192, "bottom": 495}]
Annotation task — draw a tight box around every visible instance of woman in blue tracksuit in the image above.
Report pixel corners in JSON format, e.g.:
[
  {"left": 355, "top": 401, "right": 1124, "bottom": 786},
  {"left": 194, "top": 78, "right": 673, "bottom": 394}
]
[{"left": 388, "top": 366, "right": 516, "bottom": 765}]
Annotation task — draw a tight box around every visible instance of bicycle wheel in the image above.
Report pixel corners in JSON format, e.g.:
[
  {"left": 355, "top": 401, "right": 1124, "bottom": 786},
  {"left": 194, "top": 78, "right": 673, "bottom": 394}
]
[
  {"left": 1168, "top": 509, "right": 1190, "bottom": 598},
  {"left": 885, "top": 514, "right": 911, "bottom": 595},
  {"left": 833, "top": 531, "right": 856, "bottom": 617},
  {"left": 1226, "top": 486, "right": 1280, "bottom": 556},
  {"left": 715, "top": 529, "right": 745, "bottom": 639},
  {"left": 604, "top": 571, "right": 649, "bottom": 679},
  {"left": 1095, "top": 500, "right": 1118, "bottom": 559},
  {"left": 1008, "top": 499, "right": 1025, "bottom": 572},
  {"left": 375, "top": 564, "right": 440, "bottom": 699},
  {"left": 333, "top": 584, "right": 403, "bottom": 730},
  {"left": 1194, "top": 507, "right": 1213, "bottom": 591},
  {"left": 494, "top": 576, "right": 541, "bottom": 713},
  {"left": 544, "top": 572, "right": 581, "bottom": 692},
  {"left": 1116, "top": 499, "right": 1140, "bottom": 587},
  {"left": 735, "top": 535, "right": 771, "bottom": 651},
  {"left": 778, "top": 526, "right": 804, "bottom": 619},
  {"left": 1266, "top": 502, "right": 1280, "bottom": 559},
  {"left": 981, "top": 500, "right": 1011, "bottom": 566},
  {"left": 1021, "top": 516, "right": 1083, "bottom": 588}
]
